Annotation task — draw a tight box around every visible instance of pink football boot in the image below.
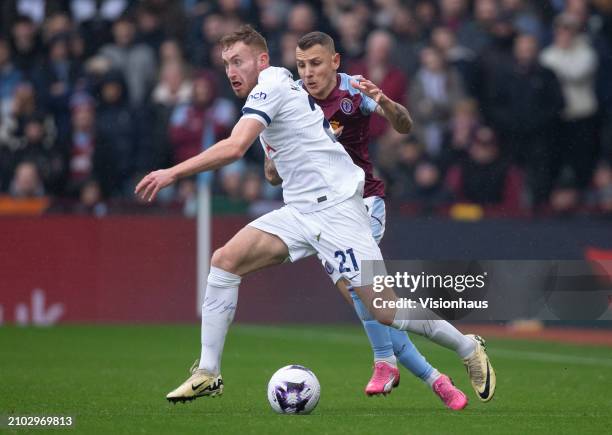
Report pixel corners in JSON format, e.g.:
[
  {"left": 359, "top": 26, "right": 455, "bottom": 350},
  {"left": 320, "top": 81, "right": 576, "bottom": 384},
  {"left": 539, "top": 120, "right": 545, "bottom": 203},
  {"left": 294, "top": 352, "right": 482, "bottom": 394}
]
[
  {"left": 432, "top": 374, "right": 468, "bottom": 410},
  {"left": 365, "top": 361, "right": 400, "bottom": 396}
]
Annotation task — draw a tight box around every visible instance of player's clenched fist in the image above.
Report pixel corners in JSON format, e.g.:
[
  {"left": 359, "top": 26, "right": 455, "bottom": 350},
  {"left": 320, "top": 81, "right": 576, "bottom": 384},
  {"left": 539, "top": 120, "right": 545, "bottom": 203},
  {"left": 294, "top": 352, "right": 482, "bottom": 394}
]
[{"left": 135, "top": 168, "right": 177, "bottom": 202}]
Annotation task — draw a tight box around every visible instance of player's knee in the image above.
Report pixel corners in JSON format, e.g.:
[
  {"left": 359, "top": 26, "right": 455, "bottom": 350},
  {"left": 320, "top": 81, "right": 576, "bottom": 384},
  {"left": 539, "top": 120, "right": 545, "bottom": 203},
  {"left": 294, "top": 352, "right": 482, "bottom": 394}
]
[{"left": 210, "top": 246, "right": 240, "bottom": 274}]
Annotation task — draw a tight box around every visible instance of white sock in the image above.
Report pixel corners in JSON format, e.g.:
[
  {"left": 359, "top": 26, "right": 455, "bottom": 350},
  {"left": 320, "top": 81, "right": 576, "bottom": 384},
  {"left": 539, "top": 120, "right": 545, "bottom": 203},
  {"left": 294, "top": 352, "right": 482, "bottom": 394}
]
[
  {"left": 425, "top": 369, "right": 441, "bottom": 388},
  {"left": 375, "top": 355, "right": 397, "bottom": 366},
  {"left": 392, "top": 313, "right": 476, "bottom": 359},
  {"left": 198, "top": 266, "right": 241, "bottom": 375}
]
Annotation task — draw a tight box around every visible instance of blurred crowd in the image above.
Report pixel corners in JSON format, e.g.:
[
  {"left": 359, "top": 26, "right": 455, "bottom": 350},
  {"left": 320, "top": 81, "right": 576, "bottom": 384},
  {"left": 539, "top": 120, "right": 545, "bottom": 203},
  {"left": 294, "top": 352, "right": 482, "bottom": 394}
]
[{"left": 0, "top": 0, "right": 611, "bottom": 218}]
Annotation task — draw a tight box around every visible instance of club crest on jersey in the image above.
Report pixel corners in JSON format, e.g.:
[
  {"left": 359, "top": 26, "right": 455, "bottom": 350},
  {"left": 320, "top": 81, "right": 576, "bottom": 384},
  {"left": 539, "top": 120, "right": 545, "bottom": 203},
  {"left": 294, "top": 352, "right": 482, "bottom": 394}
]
[{"left": 340, "top": 98, "right": 354, "bottom": 114}]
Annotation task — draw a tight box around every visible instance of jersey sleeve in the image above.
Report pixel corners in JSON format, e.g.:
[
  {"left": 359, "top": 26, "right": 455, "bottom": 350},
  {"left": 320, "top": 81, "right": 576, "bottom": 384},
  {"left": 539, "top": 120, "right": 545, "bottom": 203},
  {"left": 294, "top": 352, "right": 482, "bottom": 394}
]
[
  {"left": 339, "top": 73, "right": 379, "bottom": 115},
  {"left": 359, "top": 92, "right": 378, "bottom": 115},
  {"left": 241, "top": 83, "right": 284, "bottom": 127}
]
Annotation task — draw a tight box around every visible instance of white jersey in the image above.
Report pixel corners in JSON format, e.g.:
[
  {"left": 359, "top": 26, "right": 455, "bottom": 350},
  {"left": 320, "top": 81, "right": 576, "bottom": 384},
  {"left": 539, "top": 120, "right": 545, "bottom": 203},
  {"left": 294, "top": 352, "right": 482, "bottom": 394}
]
[{"left": 241, "top": 66, "right": 364, "bottom": 213}]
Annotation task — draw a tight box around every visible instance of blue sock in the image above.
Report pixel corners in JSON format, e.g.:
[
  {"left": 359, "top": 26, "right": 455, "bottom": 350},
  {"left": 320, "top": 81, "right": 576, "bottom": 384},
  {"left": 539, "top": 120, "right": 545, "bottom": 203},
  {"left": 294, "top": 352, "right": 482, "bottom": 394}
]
[
  {"left": 350, "top": 290, "right": 394, "bottom": 360},
  {"left": 389, "top": 328, "right": 434, "bottom": 381}
]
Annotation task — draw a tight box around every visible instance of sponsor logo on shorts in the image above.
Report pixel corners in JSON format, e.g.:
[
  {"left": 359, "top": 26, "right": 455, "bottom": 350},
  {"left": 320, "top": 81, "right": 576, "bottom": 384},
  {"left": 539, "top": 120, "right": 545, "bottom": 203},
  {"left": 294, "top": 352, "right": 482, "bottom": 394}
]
[
  {"left": 340, "top": 98, "right": 353, "bottom": 114},
  {"left": 324, "top": 261, "right": 334, "bottom": 275}
]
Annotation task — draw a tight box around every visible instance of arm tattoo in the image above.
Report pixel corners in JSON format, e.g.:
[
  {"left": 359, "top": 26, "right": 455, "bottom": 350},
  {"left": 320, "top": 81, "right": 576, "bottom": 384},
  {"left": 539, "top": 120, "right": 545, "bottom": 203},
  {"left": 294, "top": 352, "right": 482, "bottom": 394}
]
[{"left": 393, "top": 103, "right": 413, "bottom": 133}]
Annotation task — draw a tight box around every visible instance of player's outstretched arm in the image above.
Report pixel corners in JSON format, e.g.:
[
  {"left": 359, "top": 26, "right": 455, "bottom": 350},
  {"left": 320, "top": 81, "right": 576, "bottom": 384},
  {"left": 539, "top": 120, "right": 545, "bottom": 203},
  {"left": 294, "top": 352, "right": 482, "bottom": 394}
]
[
  {"left": 136, "top": 118, "right": 265, "bottom": 202},
  {"left": 350, "top": 76, "right": 413, "bottom": 134},
  {"left": 264, "top": 156, "right": 283, "bottom": 186}
]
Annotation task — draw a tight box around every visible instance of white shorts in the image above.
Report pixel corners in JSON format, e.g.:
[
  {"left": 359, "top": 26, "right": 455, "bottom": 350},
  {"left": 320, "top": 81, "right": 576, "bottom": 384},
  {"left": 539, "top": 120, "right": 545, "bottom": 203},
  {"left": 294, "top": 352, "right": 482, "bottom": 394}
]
[
  {"left": 321, "top": 196, "right": 385, "bottom": 284},
  {"left": 248, "top": 193, "right": 383, "bottom": 287}
]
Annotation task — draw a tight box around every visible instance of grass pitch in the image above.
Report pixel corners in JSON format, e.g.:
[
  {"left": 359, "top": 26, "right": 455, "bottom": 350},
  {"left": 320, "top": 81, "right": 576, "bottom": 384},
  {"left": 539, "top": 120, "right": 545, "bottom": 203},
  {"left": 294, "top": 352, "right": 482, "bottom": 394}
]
[{"left": 1, "top": 324, "right": 612, "bottom": 434}]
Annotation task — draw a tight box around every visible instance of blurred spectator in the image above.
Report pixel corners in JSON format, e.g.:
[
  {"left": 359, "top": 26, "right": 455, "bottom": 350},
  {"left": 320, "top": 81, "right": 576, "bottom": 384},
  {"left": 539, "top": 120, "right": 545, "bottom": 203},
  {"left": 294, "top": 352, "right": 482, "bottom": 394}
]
[
  {"left": 410, "top": 46, "right": 465, "bottom": 156},
  {"left": 216, "top": 0, "right": 260, "bottom": 24},
  {"left": 159, "top": 39, "right": 185, "bottom": 66},
  {"left": 0, "top": 37, "right": 23, "bottom": 124},
  {"left": 42, "top": 11, "right": 73, "bottom": 44},
  {"left": 99, "top": 14, "right": 157, "bottom": 107},
  {"left": 440, "top": 0, "right": 470, "bottom": 32},
  {"left": 188, "top": 12, "right": 225, "bottom": 68},
  {"left": 476, "top": 9, "right": 519, "bottom": 106},
  {"left": 1, "top": 0, "right": 68, "bottom": 28},
  {"left": 586, "top": 161, "right": 612, "bottom": 214},
  {"left": 408, "top": 160, "right": 454, "bottom": 208},
  {"left": 65, "top": 94, "right": 95, "bottom": 194},
  {"left": 68, "top": 29, "right": 87, "bottom": 63},
  {"left": 439, "top": 98, "right": 480, "bottom": 170},
  {"left": 348, "top": 30, "right": 407, "bottom": 141},
  {"left": 500, "top": 0, "right": 545, "bottom": 42},
  {"left": 457, "top": 0, "right": 499, "bottom": 55},
  {"left": 390, "top": 5, "right": 426, "bottom": 77},
  {"left": 242, "top": 168, "right": 263, "bottom": 202},
  {"left": 177, "top": 178, "right": 197, "bottom": 217},
  {"left": 152, "top": 61, "right": 192, "bottom": 107},
  {"left": 75, "top": 178, "right": 107, "bottom": 216},
  {"left": 134, "top": 39, "right": 190, "bottom": 173},
  {"left": 431, "top": 25, "right": 478, "bottom": 97},
  {"left": 9, "top": 160, "right": 45, "bottom": 198},
  {"left": 414, "top": 0, "right": 440, "bottom": 39},
  {"left": 138, "top": 0, "right": 187, "bottom": 44},
  {"left": 93, "top": 71, "right": 135, "bottom": 196},
  {"left": 287, "top": 3, "right": 317, "bottom": 36},
  {"left": 169, "top": 71, "right": 235, "bottom": 164},
  {"left": 487, "top": 33, "right": 564, "bottom": 205},
  {"left": 563, "top": 0, "right": 591, "bottom": 30},
  {"left": 548, "top": 169, "right": 581, "bottom": 217},
  {"left": 335, "top": 9, "right": 367, "bottom": 63},
  {"left": 69, "top": 0, "right": 128, "bottom": 57},
  {"left": 257, "top": 0, "right": 290, "bottom": 62},
  {"left": 540, "top": 13, "right": 600, "bottom": 189},
  {"left": 377, "top": 133, "right": 421, "bottom": 198},
  {"left": 9, "top": 15, "right": 42, "bottom": 76},
  {"left": 279, "top": 32, "right": 299, "bottom": 77},
  {"left": 33, "top": 33, "right": 84, "bottom": 143},
  {"left": 9, "top": 112, "right": 64, "bottom": 194},
  {"left": 446, "top": 126, "right": 524, "bottom": 211},
  {"left": 0, "top": 82, "right": 37, "bottom": 149},
  {"left": 135, "top": 4, "right": 166, "bottom": 55}
]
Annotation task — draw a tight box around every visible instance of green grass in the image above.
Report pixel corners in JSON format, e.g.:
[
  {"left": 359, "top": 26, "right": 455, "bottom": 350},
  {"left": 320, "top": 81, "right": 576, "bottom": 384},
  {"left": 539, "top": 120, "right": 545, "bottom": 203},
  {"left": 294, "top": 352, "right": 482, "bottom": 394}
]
[{"left": 1, "top": 325, "right": 612, "bottom": 434}]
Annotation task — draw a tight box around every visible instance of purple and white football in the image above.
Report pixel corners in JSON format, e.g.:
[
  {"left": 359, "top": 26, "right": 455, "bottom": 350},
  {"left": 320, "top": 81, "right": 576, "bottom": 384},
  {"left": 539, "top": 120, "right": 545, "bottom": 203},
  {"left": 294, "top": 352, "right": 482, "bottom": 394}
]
[{"left": 267, "top": 365, "right": 321, "bottom": 414}]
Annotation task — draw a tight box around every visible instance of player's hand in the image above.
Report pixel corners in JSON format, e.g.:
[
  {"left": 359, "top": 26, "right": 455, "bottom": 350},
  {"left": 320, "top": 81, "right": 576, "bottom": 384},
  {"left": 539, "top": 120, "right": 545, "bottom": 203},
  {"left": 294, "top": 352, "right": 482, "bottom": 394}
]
[
  {"left": 135, "top": 168, "right": 177, "bottom": 202},
  {"left": 350, "top": 75, "right": 386, "bottom": 104}
]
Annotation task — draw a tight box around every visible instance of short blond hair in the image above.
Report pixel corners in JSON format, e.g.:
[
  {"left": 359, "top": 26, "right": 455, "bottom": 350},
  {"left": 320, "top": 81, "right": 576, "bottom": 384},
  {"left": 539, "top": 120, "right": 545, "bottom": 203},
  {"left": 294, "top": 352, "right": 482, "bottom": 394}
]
[{"left": 220, "top": 25, "right": 268, "bottom": 53}]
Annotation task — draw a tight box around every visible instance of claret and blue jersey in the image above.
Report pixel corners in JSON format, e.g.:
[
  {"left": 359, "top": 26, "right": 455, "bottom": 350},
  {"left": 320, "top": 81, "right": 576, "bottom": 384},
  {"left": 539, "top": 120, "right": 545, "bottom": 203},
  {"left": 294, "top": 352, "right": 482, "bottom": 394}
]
[{"left": 298, "top": 72, "right": 386, "bottom": 199}]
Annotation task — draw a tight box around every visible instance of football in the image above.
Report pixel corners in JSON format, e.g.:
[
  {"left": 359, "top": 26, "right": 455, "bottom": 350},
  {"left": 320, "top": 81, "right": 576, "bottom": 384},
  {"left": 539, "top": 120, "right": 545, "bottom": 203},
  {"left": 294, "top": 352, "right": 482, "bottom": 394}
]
[{"left": 267, "top": 365, "right": 321, "bottom": 414}]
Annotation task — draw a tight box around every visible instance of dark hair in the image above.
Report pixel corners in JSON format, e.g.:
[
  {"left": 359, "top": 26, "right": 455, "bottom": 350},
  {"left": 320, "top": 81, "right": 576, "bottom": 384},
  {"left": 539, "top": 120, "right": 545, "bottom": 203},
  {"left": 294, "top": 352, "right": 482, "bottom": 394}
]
[
  {"left": 297, "top": 31, "right": 336, "bottom": 53},
  {"left": 219, "top": 25, "right": 268, "bottom": 53}
]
